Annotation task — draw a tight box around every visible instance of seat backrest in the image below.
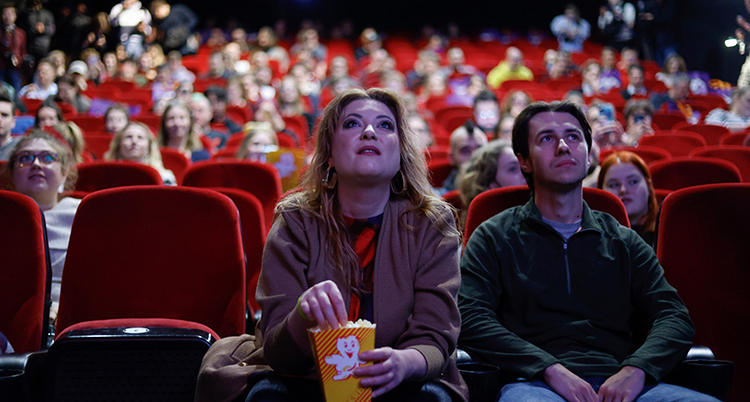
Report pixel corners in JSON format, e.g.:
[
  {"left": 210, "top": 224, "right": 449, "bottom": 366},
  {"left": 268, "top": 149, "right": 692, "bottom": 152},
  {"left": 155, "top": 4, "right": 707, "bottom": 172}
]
[
  {"left": 75, "top": 161, "right": 163, "bottom": 192},
  {"left": 0, "top": 190, "right": 49, "bottom": 352},
  {"left": 672, "top": 123, "right": 729, "bottom": 146},
  {"left": 159, "top": 148, "right": 191, "bottom": 185},
  {"left": 82, "top": 133, "right": 114, "bottom": 160},
  {"left": 656, "top": 183, "right": 750, "bottom": 402},
  {"left": 463, "top": 186, "right": 629, "bottom": 247},
  {"left": 210, "top": 187, "right": 266, "bottom": 313},
  {"left": 639, "top": 133, "right": 707, "bottom": 157},
  {"left": 651, "top": 113, "right": 687, "bottom": 130},
  {"left": 649, "top": 156, "right": 742, "bottom": 190},
  {"left": 719, "top": 132, "right": 748, "bottom": 146},
  {"left": 55, "top": 186, "right": 246, "bottom": 338},
  {"left": 428, "top": 160, "right": 455, "bottom": 188},
  {"left": 690, "top": 145, "right": 750, "bottom": 183},
  {"left": 182, "top": 160, "right": 282, "bottom": 232},
  {"left": 599, "top": 145, "right": 672, "bottom": 166}
]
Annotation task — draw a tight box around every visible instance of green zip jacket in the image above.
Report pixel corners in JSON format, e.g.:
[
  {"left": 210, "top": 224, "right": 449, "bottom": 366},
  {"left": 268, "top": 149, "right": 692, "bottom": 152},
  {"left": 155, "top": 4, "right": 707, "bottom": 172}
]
[{"left": 458, "top": 198, "right": 694, "bottom": 382}]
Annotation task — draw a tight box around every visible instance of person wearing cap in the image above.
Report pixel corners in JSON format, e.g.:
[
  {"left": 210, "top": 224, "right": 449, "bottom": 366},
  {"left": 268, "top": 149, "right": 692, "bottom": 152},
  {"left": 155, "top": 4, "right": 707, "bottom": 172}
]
[{"left": 67, "top": 60, "right": 89, "bottom": 91}]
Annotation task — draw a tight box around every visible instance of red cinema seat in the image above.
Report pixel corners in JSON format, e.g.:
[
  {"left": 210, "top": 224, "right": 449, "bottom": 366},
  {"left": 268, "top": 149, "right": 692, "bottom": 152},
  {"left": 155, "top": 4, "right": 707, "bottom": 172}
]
[
  {"left": 639, "top": 132, "right": 707, "bottom": 157},
  {"left": 159, "top": 148, "right": 191, "bottom": 185},
  {"left": 428, "top": 159, "right": 455, "bottom": 188},
  {"left": 599, "top": 145, "right": 672, "bottom": 166},
  {"left": 649, "top": 157, "right": 742, "bottom": 191},
  {"left": 651, "top": 113, "right": 687, "bottom": 130},
  {"left": 691, "top": 145, "right": 750, "bottom": 183},
  {"left": 671, "top": 123, "right": 730, "bottom": 146},
  {"left": 463, "top": 186, "right": 629, "bottom": 248},
  {"left": 0, "top": 191, "right": 50, "bottom": 353},
  {"left": 75, "top": 161, "right": 163, "bottom": 192},
  {"left": 182, "top": 160, "right": 282, "bottom": 232},
  {"left": 55, "top": 186, "right": 246, "bottom": 338},
  {"left": 656, "top": 183, "right": 750, "bottom": 402}
]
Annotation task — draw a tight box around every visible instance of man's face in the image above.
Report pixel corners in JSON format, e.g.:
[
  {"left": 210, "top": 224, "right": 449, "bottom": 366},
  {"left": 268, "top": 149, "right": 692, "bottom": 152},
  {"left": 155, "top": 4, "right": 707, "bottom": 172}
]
[
  {"left": 507, "top": 49, "right": 522, "bottom": 69},
  {"left": 519, "top": 111, "right": 589, "bottom": 191},
  {"left": 474, "top": 100, "right": 500, "bottom": 132},
  {"left": 2, "top": 7, "right": 16, "bottom": 26},
  {"left": 450, "top": 128, "right": 486, "bottom": 167},
  {"left": 671, "top": 81, "right": 690, "bottom": 101},
  {"left": 0, "top": 101, "right": 15, "bottom": 140},
  {"left": 629, "top": 68, "right": 644, "bottom": 87}
]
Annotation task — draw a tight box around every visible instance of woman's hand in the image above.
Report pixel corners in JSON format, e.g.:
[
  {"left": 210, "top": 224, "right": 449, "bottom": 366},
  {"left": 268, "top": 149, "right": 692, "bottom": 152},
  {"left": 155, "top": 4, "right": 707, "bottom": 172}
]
[
  {"left": 296, "top": 280, "right": 348, "bottom": 330},
  {"left": 354, "top": 347, "right": 427, "bottom": 398}
]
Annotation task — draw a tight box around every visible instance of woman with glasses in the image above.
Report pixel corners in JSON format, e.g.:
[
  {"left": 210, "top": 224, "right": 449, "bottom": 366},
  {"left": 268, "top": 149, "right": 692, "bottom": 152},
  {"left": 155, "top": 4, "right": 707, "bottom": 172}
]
[{"left": 2, "top": 131, "right": 79, "bottom": 322}]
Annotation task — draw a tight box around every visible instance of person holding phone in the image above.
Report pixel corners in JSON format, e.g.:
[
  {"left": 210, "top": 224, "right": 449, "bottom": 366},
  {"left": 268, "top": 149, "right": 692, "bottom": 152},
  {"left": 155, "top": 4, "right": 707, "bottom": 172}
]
[{"left": 622, "top": 99, "right": 654, "bottom": 145}]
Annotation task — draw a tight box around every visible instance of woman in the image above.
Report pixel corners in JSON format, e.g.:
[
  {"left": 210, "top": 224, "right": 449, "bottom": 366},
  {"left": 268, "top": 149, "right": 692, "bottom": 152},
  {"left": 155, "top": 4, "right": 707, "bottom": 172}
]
[
  {"left": 580, "top": 60, "right": 605, "bottom": 96},
  {"left": 34, "top": 102, "right": 64, "bottom": 129},
  {"left": 598, "top": 151, "right": 658, "bottom": 246},
  {"left": 2, "top": 131, "right": 80, "bottom": 322},
  {"left": 158, "top": 100, "right": 209, "bottom": 162},
  {"left": 655, "top": 53, "right": 687, "bottom": 88},
  {"left": 501, "top": 90, "right": 532, "bottom": 119},
  {"left": 458, "top": 140, "right": 526, "bottom": 227},
  {"left": 235, "top": 125, "right": 278, "bottom": 163},
  {"left": 106, "top": 121, "right": 176, "bottom": 185},
  {"left": 104, "top": 104, "right": 130, "bottom": 135},
  {"left": 247, "top": 88, "right": 467, "bottom": 402},
  {"left": 704, "top": 86, "right": 750, "bottom": 132}
]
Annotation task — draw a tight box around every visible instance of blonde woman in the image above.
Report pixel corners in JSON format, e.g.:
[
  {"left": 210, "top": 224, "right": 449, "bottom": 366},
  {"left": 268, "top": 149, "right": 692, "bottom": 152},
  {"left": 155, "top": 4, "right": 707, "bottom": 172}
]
[{"left": 107, "top": 121, "right": 176, "bottom": 185}]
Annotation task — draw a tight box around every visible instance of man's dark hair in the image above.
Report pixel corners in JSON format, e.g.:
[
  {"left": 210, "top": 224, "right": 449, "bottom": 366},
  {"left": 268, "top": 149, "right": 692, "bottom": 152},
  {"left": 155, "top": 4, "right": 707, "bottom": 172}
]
[
  {"left": 472, "top": 90, "right": 498, "bottom": 109},
  {"left": 0, "top": 87, "right": 15, "bottom": 115},
  {"left": 204, "top": 85, "right": 228, "bottom": 102},
  {"left": 623, "top": 99, "right": 653, "bottom": 120},
  {"left": 628, "top": 64, "right": 645, "bottom": 75},
  {"left": 512, "top": 101, "right": 592, "bottom": 190}
]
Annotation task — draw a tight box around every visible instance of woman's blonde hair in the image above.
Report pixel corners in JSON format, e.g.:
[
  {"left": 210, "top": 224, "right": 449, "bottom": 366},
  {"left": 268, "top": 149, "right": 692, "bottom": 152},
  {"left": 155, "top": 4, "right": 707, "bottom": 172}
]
[
  {"left": 277, "top": 88, "right": 458, "bottom": 286},
  {"left": 458, "top": 140, "right": 515, "bottom": 226},
  {"left": 235, "top": 126, "right": 278, "bottom": 159},
  {"left": 106, "top": 121, "right": 168, "bottom": 172}
]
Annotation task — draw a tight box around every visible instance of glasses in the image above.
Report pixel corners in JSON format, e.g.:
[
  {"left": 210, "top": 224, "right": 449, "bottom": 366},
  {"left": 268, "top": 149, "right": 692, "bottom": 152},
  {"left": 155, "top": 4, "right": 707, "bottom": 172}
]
[{"left": 16, "top": 151, "right": 60, "bottom": 167}]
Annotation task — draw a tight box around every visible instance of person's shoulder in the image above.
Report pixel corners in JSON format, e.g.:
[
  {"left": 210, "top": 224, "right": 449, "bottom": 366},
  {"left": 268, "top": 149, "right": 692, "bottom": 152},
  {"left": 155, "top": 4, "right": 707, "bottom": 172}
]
[{"left": 58, "top": 197, "right": 82, "bottom": 210}]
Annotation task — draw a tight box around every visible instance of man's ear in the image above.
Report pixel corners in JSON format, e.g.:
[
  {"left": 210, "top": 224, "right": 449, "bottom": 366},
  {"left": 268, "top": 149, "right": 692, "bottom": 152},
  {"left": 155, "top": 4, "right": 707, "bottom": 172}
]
[{"left": 517, "top": 153, "right": 532, "bottom": 173}]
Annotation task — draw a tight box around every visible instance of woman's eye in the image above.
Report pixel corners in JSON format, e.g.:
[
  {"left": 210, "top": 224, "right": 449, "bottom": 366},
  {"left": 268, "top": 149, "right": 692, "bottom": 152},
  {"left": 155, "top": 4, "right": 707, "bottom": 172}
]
[
  {"left": 607, "top": 182, "right": 619, "bottom": 189},
  {"left": 343, "top": 119, "right": 360, "bottom": 128},
  {"left": 379, "top": 120, "right": 394, "bottom": 130}
]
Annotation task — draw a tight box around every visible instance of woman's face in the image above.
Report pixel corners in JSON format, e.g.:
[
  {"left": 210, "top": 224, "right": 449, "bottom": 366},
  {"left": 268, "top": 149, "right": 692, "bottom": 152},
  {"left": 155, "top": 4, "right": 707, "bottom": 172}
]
[
  {"left": 164, "top": 105, "right": 191, "bottom": 140},
  {"left": 329, "top": 99, "right": 401, "bottom": 186},
  {"left": 36, "top": 106, "right": 59, "bottom": 127},
  {"left": 583, "top": 64, "right": 601, "bottom": 84},
  {"left": 279, "top": 79, "right": 299, "bottom": 103},
  {"left": 13, "top": 139, "right": 66, "bottom": 201},
  {"left": 120, "top": 125, "right": 151, "bottom": 161},
  {"left": 667, "top": 58, "right": 681, "bottom": 74},
  {"left": 493, "top": 147, "right": 526, "bottom": 188},
  {"left": 105, "top": 109, "right": 128, "bottom": 134},
  {"left": 509, "top": 93, "right": 529, "bottom": 117},
  {"left": 244, "top": 131, "right": 275, "bottom": 162},
  {"left": 602, "top": 162, "right": 650, "bottom": 224}
]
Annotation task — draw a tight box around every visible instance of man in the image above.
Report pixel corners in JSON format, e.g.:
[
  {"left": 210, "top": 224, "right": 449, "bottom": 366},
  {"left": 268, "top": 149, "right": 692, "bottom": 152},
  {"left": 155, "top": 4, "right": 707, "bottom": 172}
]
[
  {"left": 458, "top": 101, "right": 718, "bottom": 402},
  {"left": 550, "top": 4, "right": 591, "bottom": 54},
  {"left": 191, "top": 92, "right": 228, "bottom": 149},
  {"left": 620, "top": 64, "right": 648, "bottom": 100},
  {"left": 149, "top": 0, "right": 197, "bottom": 54},
  {"left": 0, "top": 89, "right": 18, "bottom": 160},
  {"left": 18, "top": 58, "right": 56, "bottom": 100},
  {"left": 0, "top": 3, "right": 25, "bottom": 93},
  {"left": 438, "top": 121, "right": 487, "bottom": 195},
  {"left": 204, "top": 85, "right": 242, "bottom": 134},
  {"left": 487, "top": 47, "right": 534, "bottom": 89},
  {"left": 650, "top": 73, "right": 690, "bottom": 112},
  {"left": 472, "top": 90, "right": 501, "bottom": 137}
]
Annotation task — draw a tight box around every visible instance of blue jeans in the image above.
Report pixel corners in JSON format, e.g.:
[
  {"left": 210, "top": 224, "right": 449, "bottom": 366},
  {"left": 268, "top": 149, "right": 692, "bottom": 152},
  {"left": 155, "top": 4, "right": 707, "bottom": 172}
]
[
  {"left": 246, "top": 375, "right": 455, "bottom": 402},
  {"left": 498, "top": 378, "right": 720, "bottom": 402}
]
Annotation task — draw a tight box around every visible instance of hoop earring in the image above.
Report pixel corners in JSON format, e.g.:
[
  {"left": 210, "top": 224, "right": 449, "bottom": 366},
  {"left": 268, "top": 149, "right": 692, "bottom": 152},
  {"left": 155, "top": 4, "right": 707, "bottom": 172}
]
[
  {"left": 391, "top": 170, "right": 407, "bottom": 194},
  {"left": 322, "top": 166, "right": 337, "bottom": 189}
]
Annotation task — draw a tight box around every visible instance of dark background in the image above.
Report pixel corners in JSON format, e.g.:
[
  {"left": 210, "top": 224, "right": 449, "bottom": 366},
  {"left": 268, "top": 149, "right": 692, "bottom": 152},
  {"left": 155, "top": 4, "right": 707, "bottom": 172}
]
[{"left": 49, "top": 0, "right": 749, "bottom": 84}]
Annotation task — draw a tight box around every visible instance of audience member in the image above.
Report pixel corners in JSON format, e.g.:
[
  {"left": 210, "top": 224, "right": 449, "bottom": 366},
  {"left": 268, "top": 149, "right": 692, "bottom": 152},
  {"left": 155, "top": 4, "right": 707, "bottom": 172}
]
[
  {"left": 3, "top": 131, "right": 79, "bottom": 322},
  {"left": 158, "top": 100, "right": 209, "bottom": 162},
  {"left": 0, "top": 89, "right": 18, "bottom": 160},
  {"left": 439, "top": 120, "right": 488, "bottom": 195},
  {"left": 705, "top": 86, "right": 750, "bottom": 132},
  {"left": 167, "top": 50, "right": 195, "bottom": 83},
  {"left": 406, "top": 50, "right": 441, "bottom": 91},
  {"left": 54, "top": 75, "right": 90, "bottom": 114},
  {"left": 0, "top": 3, "right": 26, "bottom": 93},
  {"left": 599, "top": 46, "right": 622, "bottom": 91},
  {"left": 580, "top": 60, "right": 605, "bottom": 96},
  {"left": 235, "top": 124, "right": 278, "bottom": 162},
  {"left": 620, "top": 64, "right": 648, "bottom": 99},
  {"left": 191, "top": 92, "right": 227, "bottom": 149},
  {"left": 458, "top": 139, "right": 526, "bottom": 224},
  {"left": 18, "top": 58, "right": 56, "bottom": 100},
  {"left": 598, "top": 0, "right": 636, "bottom": 51},
  {"left": 33, "top": 100, "right": 62, "bottom": 128},
  {"left": 149, "top": 0, "right": 198, "bottom": 54},
  {"left": 104, "top": 104, "right": 130, "bottom": 134},
  {"left": 407, "top": 114, "right": 433, "bottom": 150},
  {"left": 151, "top": 62, "right": 177, "bottom": 103},
  {"left": 106, "top": 121, "right": 176, "bottom": 185},
  {"left": 654, "top": 53, "right": 687, "bottom": 88},
  {"left": 487, "top": 47, "right": 534, "bottom": 89},
  {"left": 254, "top": 26, "right": 290, "bottom": 74},
  {"left": 622, "top": 98, "right": 655, "bottom": 145},
  {"left": 616, "top": 47, "right": 639, "bottom": 74},
  {"left": 204, "top": 85, "right": 242, "bottom": 133},
  {"left": 501, "top": 90, "right": 533, "bottom": 118},
  {"left": 441, "top": 47, "right": 479, "bottom": 77},
  {"left": 496, "top": 114, "right": 515, "bottom": 141},
  {"left": 598, "top": 151, "right": 658, "bottom": 246},
  {"left": 550, "top": 4, "right": 591, "bottom": 53},
  {"left": 23, "top": 0, "right": 55, "bottom": 62},
  {"left": 237, "top": 87, "right": 467, "bottom": 402},
  {"left": 108, "top": 0, "right": 152, "bottom": 59},
  {"left": 458, "top": 100, "right": 718, "bottom": 402},
  {"left": 472, "top": 90, "right": 501, "bottom": 137},
  {"left": 650, "top": 73, "right": 694, "bottom": 120}
]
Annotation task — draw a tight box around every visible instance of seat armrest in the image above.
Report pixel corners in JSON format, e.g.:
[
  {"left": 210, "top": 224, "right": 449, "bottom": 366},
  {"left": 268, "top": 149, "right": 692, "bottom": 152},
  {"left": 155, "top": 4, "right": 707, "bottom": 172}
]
[
  {"left": 685, "top": 345, "right": 715, "bottom": 361},
  {"left": 456, "top": 348, "right": 473, "bottom": 364},
  {"left": 0, "top": 351, "right": 47, "bottom": 402}
]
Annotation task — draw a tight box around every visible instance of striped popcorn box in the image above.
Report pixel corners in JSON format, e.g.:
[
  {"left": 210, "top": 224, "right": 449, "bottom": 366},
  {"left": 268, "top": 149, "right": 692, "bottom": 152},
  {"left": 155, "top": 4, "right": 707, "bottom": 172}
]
[{"left": 308, "top": 320, "right": 376, "bottom": 402}]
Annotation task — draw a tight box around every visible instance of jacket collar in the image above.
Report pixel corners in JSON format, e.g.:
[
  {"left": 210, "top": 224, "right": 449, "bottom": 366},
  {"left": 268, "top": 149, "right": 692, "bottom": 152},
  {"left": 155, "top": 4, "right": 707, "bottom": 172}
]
[{"left": 519, "top": 196, "right": 604, "bottom": 234}]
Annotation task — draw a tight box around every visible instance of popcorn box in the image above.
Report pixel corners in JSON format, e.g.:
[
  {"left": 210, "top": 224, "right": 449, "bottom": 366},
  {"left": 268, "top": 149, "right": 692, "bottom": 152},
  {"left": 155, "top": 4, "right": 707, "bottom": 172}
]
[{"left": 308, "top": 321, "right": 376, "bottom": 402}]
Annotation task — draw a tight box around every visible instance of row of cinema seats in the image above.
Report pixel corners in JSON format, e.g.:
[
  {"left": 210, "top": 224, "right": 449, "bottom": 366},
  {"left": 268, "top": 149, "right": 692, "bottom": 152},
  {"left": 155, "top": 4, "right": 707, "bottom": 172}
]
[{"left": 0, "top": 178, "right": 747, "bottom": 400}]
